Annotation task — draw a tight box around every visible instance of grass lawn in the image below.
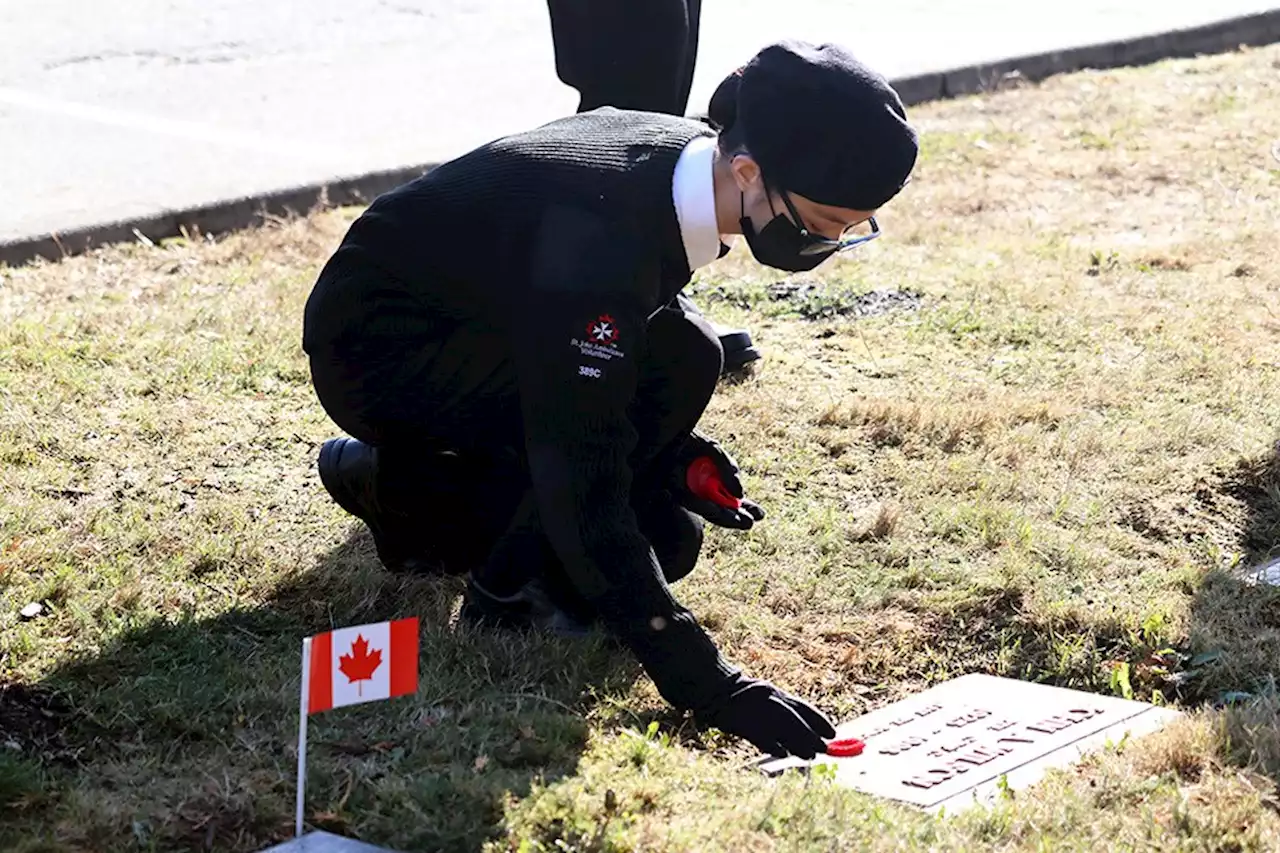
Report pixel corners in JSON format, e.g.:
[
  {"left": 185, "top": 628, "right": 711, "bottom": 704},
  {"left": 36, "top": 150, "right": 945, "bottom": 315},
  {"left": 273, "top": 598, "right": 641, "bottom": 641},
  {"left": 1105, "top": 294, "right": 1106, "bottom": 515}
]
[{"left": 3, "top": 44, "right": 1280, "bottom": 853}]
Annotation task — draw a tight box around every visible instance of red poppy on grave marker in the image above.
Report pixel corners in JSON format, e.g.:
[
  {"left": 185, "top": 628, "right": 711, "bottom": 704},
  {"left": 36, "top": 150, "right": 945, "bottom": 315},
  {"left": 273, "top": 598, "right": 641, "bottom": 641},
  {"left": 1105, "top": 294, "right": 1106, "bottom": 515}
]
[{"left": 825, "top": 737, "right": 866, "bottom": 757}]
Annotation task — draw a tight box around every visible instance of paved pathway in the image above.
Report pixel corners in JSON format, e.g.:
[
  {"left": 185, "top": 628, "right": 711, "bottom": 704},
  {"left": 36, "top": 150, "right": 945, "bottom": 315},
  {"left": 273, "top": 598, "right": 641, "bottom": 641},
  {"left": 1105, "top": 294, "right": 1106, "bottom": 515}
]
[{"left": 3, "top": 0, "right": 1278, "bottom": 247}]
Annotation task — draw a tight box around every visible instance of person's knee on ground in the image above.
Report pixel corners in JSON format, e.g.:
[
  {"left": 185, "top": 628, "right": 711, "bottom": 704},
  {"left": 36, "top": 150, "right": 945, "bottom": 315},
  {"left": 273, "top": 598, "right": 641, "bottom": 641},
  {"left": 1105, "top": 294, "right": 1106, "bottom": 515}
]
[
  {"left": 472, "top": 490, "right": 705, "bottom": 595},
  {"left": 464, "top": 486, "right": 704, "bottom": 636}
]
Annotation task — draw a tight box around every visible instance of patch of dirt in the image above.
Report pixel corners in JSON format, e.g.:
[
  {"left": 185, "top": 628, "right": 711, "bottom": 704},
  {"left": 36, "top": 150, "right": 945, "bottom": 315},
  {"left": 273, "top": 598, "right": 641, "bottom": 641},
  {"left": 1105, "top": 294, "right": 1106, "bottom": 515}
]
[
  {"left": 767, "top": 280, "right": 923, "bottom": 321},
  {"left": 1117, "top": 501, "right": 1174, "bottom": 543},
  {"left": 169, "top": 795, "right": 289, "bottom": 853},
  {"left": 0, "top": 682, "right": 82, "bottom": 766},
  {"left": 1117, "top": 492, "right": 1231, "bottom": 547},
  {"left": 1117, "top": 452, "right": 1280, "bottom": 565},
  {"left": 1220, "top": 448, "right": 1280, "bottom": 560}
]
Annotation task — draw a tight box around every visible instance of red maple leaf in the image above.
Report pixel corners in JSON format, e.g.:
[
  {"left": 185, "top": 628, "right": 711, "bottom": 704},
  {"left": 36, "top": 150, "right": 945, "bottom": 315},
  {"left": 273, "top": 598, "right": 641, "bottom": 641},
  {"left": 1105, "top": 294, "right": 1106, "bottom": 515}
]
[{"left": 338, "top": 634, "right": 383, "bottom": 697}]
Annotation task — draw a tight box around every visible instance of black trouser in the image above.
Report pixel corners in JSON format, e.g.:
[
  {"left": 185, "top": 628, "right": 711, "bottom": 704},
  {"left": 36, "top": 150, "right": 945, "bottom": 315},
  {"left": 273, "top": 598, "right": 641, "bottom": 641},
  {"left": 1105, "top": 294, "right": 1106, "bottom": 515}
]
[
  {"left": 308, "top": 286, "right": 722, "bottom": 592},
  {"left": 546, "top": 0, "right": 702, "bottom": 116}
]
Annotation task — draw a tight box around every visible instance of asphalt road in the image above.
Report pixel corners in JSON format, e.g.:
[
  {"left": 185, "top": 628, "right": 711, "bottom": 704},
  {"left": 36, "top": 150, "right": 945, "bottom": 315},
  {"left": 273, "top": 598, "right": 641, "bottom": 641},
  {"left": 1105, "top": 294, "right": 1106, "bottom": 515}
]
[{"left": 3, "top": 0, "right": 1278, "bottom": 244}]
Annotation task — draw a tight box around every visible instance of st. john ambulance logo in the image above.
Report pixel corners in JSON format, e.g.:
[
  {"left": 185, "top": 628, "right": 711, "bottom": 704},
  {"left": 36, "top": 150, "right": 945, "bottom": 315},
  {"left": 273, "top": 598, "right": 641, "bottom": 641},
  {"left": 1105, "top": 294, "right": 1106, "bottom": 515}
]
[
  {"left": 587, "top": 314, "right": 619, "bottom": 345},
  {"left": 571, "top": 313, "right": 626, "bottom": 364}
]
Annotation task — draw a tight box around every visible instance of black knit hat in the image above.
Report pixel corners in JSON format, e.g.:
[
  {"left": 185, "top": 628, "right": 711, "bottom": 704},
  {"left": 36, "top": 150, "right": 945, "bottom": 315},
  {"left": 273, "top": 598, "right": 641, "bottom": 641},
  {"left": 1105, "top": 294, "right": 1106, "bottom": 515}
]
[{"left": 732, "top": 40, "right": 918, "bottom": 210}]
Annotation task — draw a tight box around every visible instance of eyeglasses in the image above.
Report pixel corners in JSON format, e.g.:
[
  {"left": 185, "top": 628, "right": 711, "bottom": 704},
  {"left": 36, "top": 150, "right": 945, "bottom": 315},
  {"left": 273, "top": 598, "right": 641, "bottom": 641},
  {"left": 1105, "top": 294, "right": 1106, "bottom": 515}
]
[{"left": 777, "top": 191, "right": 881, "bottom": 257}]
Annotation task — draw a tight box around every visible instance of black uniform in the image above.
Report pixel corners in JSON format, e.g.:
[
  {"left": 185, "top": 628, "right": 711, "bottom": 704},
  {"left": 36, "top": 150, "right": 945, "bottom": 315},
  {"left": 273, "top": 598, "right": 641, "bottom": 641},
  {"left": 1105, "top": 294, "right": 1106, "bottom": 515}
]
[
  {"left": 546, "top": 0, "right": 701, "bottom": 116},
  {"left": 303, "top": 110, "right": 738, "bottom": 712}
]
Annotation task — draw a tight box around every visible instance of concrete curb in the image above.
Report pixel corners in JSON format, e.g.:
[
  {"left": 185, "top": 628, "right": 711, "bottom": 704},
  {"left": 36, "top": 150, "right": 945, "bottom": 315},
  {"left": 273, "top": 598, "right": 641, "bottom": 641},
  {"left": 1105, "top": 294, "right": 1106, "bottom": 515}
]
[
  {"left": 1, "top": 163, "right": 434, "bottom": 268},
  {"left": 4, "top": 8, "right": 1279, "bottom": 269},
  {"left": 889, "top": 8, "right": 1280, "bottom": 106}
]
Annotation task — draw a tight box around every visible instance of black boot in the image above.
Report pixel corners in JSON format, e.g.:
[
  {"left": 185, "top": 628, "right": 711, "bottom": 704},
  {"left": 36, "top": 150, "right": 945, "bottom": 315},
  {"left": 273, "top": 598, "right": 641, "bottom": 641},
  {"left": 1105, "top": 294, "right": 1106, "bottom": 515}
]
[
  {"left": 317, "top": 437, "right": 442, "bottom": 574},
  {"left": 459, "top": 575, "right": 596, "bottom": 638}
]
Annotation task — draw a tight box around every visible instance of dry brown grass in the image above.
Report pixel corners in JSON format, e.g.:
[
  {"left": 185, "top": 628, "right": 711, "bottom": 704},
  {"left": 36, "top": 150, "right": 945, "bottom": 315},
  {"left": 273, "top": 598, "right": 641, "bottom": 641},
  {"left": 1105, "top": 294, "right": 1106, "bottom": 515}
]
[{"left": 2, "top": 44, "right": 1280, "bottom": 853}]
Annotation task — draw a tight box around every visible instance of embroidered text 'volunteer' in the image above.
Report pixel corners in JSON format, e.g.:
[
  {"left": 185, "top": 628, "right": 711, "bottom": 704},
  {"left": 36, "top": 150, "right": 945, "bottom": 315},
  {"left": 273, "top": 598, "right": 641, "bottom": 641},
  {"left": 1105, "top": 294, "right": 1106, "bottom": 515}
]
[{"left": 308, "top": 618, "right": 418, "bottom": 714}]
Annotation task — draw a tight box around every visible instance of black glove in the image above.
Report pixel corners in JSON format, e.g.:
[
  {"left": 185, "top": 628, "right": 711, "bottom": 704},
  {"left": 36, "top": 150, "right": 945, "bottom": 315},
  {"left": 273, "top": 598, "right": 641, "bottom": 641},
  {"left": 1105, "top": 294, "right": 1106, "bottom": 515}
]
[
  {"left": 671, "top": 431, "right": 766, "bottom": 530},
  {"left": 696, "top": 676, "right": 836, "bottom": 759}
]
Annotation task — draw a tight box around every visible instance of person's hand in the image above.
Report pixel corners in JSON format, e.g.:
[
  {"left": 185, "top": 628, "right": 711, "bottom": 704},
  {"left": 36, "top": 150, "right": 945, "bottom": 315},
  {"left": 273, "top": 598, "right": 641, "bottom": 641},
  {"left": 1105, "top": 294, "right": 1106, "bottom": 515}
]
[
  {"left": 672, "top": 432, "right": 766, "bottom": 530},
  {"left": 696, "top": 676, "right": 836, "bottom": 759}
]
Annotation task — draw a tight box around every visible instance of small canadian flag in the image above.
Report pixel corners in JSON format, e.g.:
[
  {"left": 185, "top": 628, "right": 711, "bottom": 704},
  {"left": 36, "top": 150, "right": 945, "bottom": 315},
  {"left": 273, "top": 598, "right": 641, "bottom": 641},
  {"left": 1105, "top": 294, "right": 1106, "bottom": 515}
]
[
  {"left": 294, "top": 617, "right": 419, "bottom": 835},
  {"left": 306, "top": 617, "right": 419, "bottom": 714}
]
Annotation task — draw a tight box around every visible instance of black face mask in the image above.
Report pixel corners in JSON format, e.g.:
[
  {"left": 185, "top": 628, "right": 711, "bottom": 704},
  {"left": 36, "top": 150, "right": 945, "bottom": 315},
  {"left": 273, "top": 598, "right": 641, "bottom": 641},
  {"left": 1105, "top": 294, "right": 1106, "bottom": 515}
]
[{"left": 739, "top": 191, "right": 836, "bottom": 272}]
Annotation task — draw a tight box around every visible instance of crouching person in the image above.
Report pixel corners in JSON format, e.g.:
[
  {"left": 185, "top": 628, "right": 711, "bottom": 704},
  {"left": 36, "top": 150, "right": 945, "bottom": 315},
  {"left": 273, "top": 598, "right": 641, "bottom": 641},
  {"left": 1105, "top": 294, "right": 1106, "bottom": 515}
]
[{"left": 302, "top": 41, "right": 918, "bottom": 759}]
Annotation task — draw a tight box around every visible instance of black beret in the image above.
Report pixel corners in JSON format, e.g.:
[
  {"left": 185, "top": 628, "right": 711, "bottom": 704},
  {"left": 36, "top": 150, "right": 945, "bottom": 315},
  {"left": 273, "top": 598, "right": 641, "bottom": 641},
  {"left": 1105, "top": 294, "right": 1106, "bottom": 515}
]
[{"left": 736, "top": 40, "right": 918, "bottom": 211}]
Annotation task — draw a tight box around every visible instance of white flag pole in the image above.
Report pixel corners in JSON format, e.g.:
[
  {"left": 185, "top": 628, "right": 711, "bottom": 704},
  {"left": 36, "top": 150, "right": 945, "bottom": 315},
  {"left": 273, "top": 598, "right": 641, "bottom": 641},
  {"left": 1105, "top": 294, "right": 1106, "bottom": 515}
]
[{"left": 296, "top": 636, "right": 312, "bottom": 838}]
